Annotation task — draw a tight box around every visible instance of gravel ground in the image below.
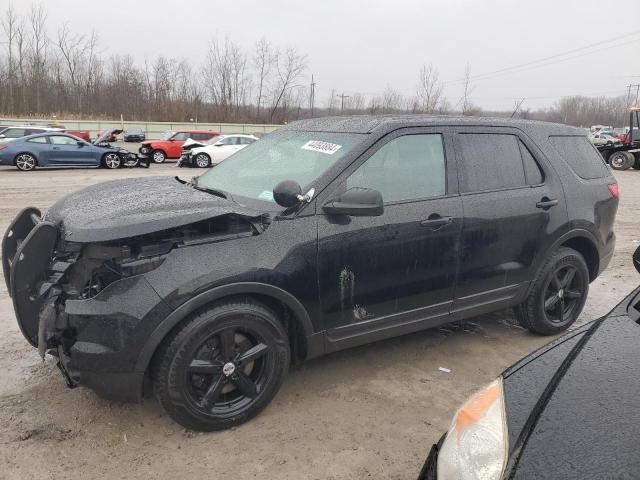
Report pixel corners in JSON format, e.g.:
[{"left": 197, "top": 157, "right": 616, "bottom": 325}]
[{"left": 0, "top": 163, "right": 636, "bottom": 479}]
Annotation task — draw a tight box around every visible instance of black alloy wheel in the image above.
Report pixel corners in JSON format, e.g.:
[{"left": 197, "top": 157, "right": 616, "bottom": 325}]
[
  {"left": 543, "top": 264, "right": 585, "bottom": 324},
  {"left": 153, "top": 299, "right": 290, "bottom": 431},
  {"left": 515, "top": 247, "right": 589, "bottom": 335}
]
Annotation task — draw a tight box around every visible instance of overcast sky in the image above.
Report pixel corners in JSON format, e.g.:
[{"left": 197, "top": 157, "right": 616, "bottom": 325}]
[{"left": 7, "top": 0, "right": 640, "bottom": 111}]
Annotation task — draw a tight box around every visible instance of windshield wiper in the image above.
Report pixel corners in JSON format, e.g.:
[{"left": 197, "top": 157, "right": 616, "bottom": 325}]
[{"left": 188, "top": 176, "right": 229, "bottom": 199}]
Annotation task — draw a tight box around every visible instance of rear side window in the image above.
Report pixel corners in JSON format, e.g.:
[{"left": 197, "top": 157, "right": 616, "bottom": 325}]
[
  {"left": 27, "top": 136, "right": 48, "bottom": 143},
  {"left": 519, "top": 142, "right": 544, "bottom": 185},
  {"left": 548, "top": 136, "right": 609, "bottom": 179},
  {"left": 458, "top": 134, "right": 524, "bottom": 192}
]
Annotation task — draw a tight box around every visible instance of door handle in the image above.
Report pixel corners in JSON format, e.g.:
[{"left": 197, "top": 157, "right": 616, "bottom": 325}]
[
  {"left": 536, "top": 197, "right": 559, "bottom": 209},
  {"left": 420, "top": 215, "right": 453, "bottom": 228},
  {"left": 52, "top": 147, "right": 60, "bottom": 150}
]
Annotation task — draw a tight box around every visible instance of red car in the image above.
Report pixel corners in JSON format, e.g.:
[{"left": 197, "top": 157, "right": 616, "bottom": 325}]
[{"left": 139, "top": 130, "right": 219, "bottom": 163}]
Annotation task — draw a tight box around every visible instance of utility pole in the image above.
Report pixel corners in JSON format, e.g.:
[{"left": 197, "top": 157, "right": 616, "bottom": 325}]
[
  {"left": 510, "top": 98, "right": 525, "bottom": 118},
  {"left": 309, "top": 75, "right": 316, "bottom": 118},
  {"left": 624, "top": 84, "right": 640, "bottom": 128},
  {"left": 337, "top": 92, "right": 350, "bottom": 112}
]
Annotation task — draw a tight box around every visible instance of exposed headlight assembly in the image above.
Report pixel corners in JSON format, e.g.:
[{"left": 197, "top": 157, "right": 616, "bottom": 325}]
[{"left": 437, "top": 378, "right": 508, "bottom": 480}]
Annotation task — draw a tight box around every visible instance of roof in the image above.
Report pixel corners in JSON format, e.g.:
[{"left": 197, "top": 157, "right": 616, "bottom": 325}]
[{"left": 281, "top": 114, "right": 583, "bottom": 135}]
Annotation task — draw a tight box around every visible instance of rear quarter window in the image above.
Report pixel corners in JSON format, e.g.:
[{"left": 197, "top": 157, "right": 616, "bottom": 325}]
[{"left": 548, "top": 135, "right": 609, "bottom": 179}]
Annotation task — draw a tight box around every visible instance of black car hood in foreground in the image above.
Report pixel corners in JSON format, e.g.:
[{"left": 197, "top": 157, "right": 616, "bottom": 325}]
[
  {"left": 45, "top": 176, "right": 263, "bottom": 242},
  {"left": 502, "top": 286, "right": 640, "bottom": 479}
]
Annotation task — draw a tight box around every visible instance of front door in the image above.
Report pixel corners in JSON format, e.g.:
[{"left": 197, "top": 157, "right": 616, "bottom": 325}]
[
  {"left": 451, "top": 128, "right": 568, "bottom": 319},
  {"left": 48, "top": 135, "right": 92, "bottom": 164},
  {"left": 316, "top": 128, "right": 462, "bottom": 350}
]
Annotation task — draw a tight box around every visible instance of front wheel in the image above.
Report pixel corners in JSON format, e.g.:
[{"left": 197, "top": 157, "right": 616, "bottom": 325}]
[
  {"left": 152, "top": 299, "right": 290, "bottom": 431},
  {"left": 15, "top": 153, "right": 37, "bottom": 171},
  {"left": 515, "top": 247, "right": 589, "bottom": 335},
  {"left": 102, "top": 152, "right": 121, "bottom": 169},
  {"left": 609, "top": 151, "right": 634, "bottom": 170},
  {"left": 194, "top": 152, "right": 211, "bottom": 168},
  {"left": 152, "top": 150, "right": 166, "bottom": 163}
]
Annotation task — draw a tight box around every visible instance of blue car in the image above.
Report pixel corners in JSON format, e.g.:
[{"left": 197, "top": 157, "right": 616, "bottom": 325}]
[{"left": 0, "top": 129, "right": 144, "bottom": 171}]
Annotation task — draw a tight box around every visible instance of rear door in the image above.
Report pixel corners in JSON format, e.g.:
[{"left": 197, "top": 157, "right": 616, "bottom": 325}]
[
  {"left": 451, "top": 128, "right": 568, "bottom": 319},
  {"left": 317, "top": 128, "right": 463, "bottom": 349}
]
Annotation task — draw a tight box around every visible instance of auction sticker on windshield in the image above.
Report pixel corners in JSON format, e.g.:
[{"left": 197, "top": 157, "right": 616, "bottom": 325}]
[{"left": 301, "top": 140, "right": 342, "bottom": 155}]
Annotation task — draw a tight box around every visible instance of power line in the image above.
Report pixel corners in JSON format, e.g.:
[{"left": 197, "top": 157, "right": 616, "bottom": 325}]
[{"left": 444, "top": 29, "right": 640, "bottom": 85}]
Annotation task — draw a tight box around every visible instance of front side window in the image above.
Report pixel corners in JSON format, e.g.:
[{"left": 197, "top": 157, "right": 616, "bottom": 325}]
[
  {"left": 173, "top": 132, "right": 192, "bottom": 141},
  {"left": 197, "top": 130, "right": 364, "bottom": 203},
  {"left": 347, "top": 134, "right": 446, "bottom": 203},
  {"left": 50, "top": 135, "right": 78, "bottom": 145}
]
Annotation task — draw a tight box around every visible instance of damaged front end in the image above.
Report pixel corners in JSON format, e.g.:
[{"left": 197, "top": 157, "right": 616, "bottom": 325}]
[{"left": 3, "top": 206, "right": 266, "bottom": 395}]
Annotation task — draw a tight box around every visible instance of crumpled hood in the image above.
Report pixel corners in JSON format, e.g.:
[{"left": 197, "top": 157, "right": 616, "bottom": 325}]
[{"left": 45, "top": 176, "right": 262, "bottom": 243}]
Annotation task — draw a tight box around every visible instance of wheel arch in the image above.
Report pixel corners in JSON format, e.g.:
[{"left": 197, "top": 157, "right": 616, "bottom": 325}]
[
  {"left": 551, "top": 230, "right": 600, "bottom": 282},
  {"left": 135, "top": 282, "right": 318, "bottom": 375},
  {"left": 13, "top": 151, "right": 39, "bottom": 166}
]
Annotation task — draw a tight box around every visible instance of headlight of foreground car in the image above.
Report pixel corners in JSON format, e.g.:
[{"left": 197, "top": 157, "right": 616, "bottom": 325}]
[{"left": 437, "top": 378, "right": 508, "bottom": 480}]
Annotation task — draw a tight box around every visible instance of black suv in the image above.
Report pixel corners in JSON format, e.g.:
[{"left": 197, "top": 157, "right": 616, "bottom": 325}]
[{"left": 3, "top": 115, "right": 618, "bottom": 431}]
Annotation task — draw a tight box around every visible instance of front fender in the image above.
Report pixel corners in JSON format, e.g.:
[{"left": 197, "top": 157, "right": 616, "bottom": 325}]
[{"left": 134, "top": 282, "right": 317, "bottom": 373}]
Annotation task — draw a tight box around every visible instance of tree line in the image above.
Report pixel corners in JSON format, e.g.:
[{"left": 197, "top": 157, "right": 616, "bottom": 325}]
[{"left": 0, "top": 3, "right": 632, "bottom": 128}]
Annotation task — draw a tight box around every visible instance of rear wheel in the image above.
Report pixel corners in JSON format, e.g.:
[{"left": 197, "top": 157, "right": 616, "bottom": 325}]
[
  {"left": 15, "top": 153, "right": 37, "bottom": 171},
  {"left": 609, "top": 151, "right": 634, "bottom": 170},
  {"left": 194, "top": 152, "right": 211, "bottom": 168},
  {"left": 152, "top": 150, "right": 166, "bottom": 163},
  {"left": 152, "top": 299, "right": 290, "bottom": 431},
  {"left": 102, "top": 152, "right": 121, "bottom": 169},
  {"left": 515, "top": 247, "right": 589, "bottom": 335}
]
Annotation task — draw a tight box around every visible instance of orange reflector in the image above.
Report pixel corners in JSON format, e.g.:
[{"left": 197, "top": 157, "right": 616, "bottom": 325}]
[
  {"left": 455, "top": 382, "right": 500, "bottom": 437},
  {"left": 608, "top": 183, "right": 619, "bottom": 199}
]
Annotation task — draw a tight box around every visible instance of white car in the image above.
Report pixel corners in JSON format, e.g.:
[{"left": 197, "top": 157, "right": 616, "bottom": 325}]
[
  {"left": 589, "top": 133, "right": 619, "bottom": 146},
  {"left": 180, "top": 134, "right": 258, "bottom": 168}
]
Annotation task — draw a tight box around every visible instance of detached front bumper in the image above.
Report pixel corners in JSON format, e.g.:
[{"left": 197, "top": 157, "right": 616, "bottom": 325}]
[
  {"left": 138, "top": 145, "right": 152, "bottom": 156},
  {"left": 3, "top": 208, "right": 171, "bottom": 402}
]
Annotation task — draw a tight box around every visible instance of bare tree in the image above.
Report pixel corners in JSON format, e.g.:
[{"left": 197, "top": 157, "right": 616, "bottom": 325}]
[
  {"left": 416, "top": 63, "right": 443, "bottom": 113},
  {"left": 253, "top": 37, "right": 276, "bottom": 121},
  {"left": 28, "top": 3, "right": 48, "bottom": 113},
  {"left": 460, "top": 62, "right": 474, "bottom": 115},
  {"left": 1, "top": 5, "right": 21, "bottom": 114},
  {"left": 269, "top": 46, "right": 306, "bottom": 121}
]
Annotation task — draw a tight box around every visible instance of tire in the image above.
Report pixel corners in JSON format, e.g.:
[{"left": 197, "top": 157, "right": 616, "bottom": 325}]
[
  {"left": 514, "top": 247, "right": 589, "bottom": 335},
  {"left": 101, "top": 152, "right": 122, "bottom": 169},
  {"left": 194, "top": 152, "right": 211, "bottom": 168},
  {"left": 609, "top": 151, "right": 634, "bottom": 170},
  {"left": 15, "top": 153, "right": 37, "bottom": 171},
  {"left": 152, "top": 150, "right": 166, "bottom": 163},
  {"left": 152, "top": 299, "right": 290, "bottom": 431}
]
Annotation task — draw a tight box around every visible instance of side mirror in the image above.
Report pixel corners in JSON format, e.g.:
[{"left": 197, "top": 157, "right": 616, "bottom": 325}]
[
  {"left": 169, "top": 138, "right": 175, "bottom": 142},
  {"left": 0, "top": 134, "right": 5, "bottom": 138},
  {"left": 323, "top": 187, "right": 384, "bottom": 217},
  {"left": 273, "top": 180, "right": 302, "bottom": 207},
  {"left": 77, "top": 141, "right": 84, "bottom": 147}
]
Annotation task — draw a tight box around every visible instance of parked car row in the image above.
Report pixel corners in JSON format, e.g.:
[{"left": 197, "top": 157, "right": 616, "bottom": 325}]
[
  {"left": 0, "top": 129, "right": 150, "bottom": 171},
  {"left": 178, "top": 134, "right": 258, "bottom": 167}
]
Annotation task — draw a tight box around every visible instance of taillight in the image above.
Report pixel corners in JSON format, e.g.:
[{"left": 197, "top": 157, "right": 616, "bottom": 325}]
[
  {"left": 608, "top": 183, "right": 619, "bottom": 198},
  {"left": 0, "top": 145, "right": 6, "bottom": 151}
]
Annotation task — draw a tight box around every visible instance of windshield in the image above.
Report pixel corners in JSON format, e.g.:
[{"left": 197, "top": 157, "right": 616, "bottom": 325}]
[
  {"left": 205, "top": 135, "right": 224, "bottom": 145},
  {"left": 160, "top": 131, "right": 176, "bottom": 140},
  {"left": 196, "top": 130, "right": 365, "bottom": 203}
]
